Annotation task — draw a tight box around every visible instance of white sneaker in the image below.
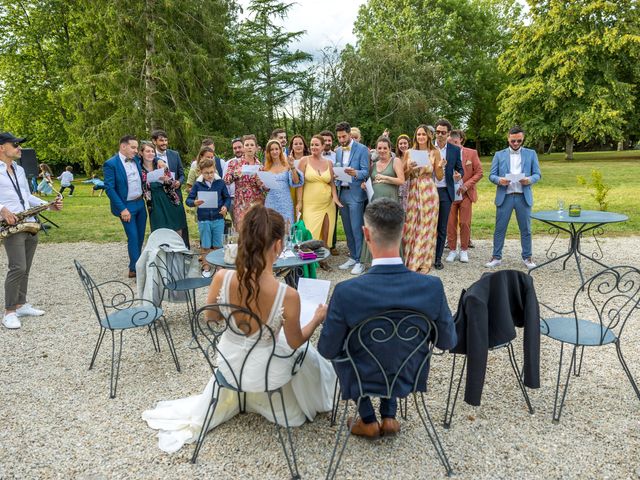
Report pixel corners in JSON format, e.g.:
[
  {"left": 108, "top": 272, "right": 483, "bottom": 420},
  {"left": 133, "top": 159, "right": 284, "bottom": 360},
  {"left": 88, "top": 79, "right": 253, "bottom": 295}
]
[
  {"left": 485, "top": 258, "right": 502, "bottom": 268},
  {"left": 459, "top": 250, "right": 469, "bottom": 263},
  {"left": 2, "top": 312, "right": 21, "bottom": 329},
  {"left": 339, "top": 258, "right": 356, "bottom": 270},
  {"left": 16, "top": 304, "right": 45, "bottom": 317},
  {"left": 350, "top": 263, "right": 365, "bottom": 275},
  {"left": 68, "top": 194, "right": 73, "bottom": 197},
  {"left": 446, "top": 251, "right": 458, "bottom": 262},
  {"left": 523, "top": 258, "right": 537, "bottom": 269}
]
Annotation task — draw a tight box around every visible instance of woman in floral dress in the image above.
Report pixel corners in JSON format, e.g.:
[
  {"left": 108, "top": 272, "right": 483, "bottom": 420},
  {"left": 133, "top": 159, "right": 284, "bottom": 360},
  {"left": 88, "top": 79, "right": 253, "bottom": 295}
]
[
  {"left": 223, "top": 134, "right": 267, "bottom": 229},
  {"left": 263, "top": 139, "right": 304, "bottom": 224}
]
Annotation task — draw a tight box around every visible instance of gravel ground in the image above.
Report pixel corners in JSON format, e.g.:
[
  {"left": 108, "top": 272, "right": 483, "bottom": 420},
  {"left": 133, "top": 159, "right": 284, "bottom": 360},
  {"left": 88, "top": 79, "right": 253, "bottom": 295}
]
[{"left": 1, "top": 236, "right": 639, "bottom": 479}]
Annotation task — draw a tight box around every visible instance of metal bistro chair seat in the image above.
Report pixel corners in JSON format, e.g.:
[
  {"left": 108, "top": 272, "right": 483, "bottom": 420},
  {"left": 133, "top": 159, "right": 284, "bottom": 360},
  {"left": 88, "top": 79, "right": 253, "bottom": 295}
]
[
  {"left": 540, "top": 265, "right": 640, "bottom": 423},
  {"left": 74, "top": 260, "right": 180, "bottom": 398}
]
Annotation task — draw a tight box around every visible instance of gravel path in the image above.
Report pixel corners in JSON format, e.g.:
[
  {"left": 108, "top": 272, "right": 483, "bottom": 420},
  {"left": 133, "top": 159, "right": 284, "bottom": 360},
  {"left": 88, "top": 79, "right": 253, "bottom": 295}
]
[{"left": 1, "top": 236, "right": 639, "bottom": 479}]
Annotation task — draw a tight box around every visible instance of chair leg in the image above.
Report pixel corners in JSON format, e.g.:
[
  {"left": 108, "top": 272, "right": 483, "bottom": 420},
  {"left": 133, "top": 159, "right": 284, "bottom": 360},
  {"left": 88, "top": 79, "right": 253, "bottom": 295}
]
[
  {"left": 574, "top": 346, "right": 585, "bottom": 376},
  {"left": 157, "top": 317, "right": 180, "bottom": 372},
  {"left": 615, "top": 341, "right": 640, "bottom": 401},
  {"left": 330, "top": 378, "right": 340, "bottom": 426},
  {"left": 443, "top": 354, "right": 466, "bottom": 429},
  {"left": 89, "top": 328, "right": 106, "bottom": 370},
  {"left": 326, "top": 399, "right": 355, "bottom": 480},
  {"left": 109, "top": 330, "right": 124, "bottom": 399},
  {"left": 191, "top": 381, "right": 221, "bottom": 464},
  {"left": 399, "top": 397, "right": 408, "bottom": 420},
  {"left": 506, "top": 343, "right": 534, "bottom": 414},
  {"left": 268, "top": 389, "right": 300, "bottom": 480},
  {"left": 148, "top": 323, "right": 160, "bottom": 353},
  {"left": 552, "top": 342, "right": 577, "bottom": 424},
  {"left": 414, "top": 393, "right": 453, "bottom": 476}
]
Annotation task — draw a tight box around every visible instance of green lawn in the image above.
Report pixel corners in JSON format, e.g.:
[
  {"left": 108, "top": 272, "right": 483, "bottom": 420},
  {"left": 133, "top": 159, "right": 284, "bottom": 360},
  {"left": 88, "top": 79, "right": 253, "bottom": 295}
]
[{"left": 36, "top": 150, "right": 640, "bottom": 244}]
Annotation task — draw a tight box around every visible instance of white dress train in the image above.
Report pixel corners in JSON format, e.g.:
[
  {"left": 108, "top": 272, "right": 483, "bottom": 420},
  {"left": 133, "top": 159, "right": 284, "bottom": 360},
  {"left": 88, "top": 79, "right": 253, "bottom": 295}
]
[{"left": 142, "top": 270, "right": 336, "bottom": 453}]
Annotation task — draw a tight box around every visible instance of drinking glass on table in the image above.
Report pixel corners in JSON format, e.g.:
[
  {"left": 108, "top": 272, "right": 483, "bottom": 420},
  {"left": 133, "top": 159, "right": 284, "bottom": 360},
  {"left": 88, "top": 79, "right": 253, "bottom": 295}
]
[{"left": 557, "top": 199, "right": 565, "bottom": 215}]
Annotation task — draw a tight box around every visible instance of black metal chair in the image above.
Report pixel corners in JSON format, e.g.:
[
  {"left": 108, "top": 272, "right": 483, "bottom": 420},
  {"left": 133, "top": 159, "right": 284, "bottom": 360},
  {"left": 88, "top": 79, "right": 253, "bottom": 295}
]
[
  {"left": 540, "top": 265, "right": 640, "bottom": 423},
  {"left": 150, "top": 247, "right": 212, "bottom": 323},
  {"left": 74, "top": 260, "right": 180, "bottom": 398},
  {"left": 190, "top": 303, "right": 308, "bottom": 479},
  {"left": 326, "top": 310, "right": 452, "bottom": 479}
]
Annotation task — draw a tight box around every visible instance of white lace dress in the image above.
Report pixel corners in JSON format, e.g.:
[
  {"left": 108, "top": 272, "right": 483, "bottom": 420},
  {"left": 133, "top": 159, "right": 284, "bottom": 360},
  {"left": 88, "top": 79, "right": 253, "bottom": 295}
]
[{"left": 142, "top": 270, "right": 336, "bottom": 453}]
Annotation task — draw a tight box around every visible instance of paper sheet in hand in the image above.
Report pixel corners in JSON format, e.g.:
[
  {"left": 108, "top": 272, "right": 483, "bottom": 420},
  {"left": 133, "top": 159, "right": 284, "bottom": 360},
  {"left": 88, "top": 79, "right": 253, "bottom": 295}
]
[
  {"left": 197, "top": 191, "right": 218, "bottom": 208},
  {"left": 297, "top": 278, "right": 331, "bottom": 328},
  {"left": 454, "top": 180, "right": 464, "bottom": 202},
  {"left": 409, "top": 149, "right": 431, "bottom": 167},
  {"left": 333, "top": 167, "right": 353, "bottom": 184},
  {"left": 146, "top": 168, "right": 166, "bottom": 183},
  {"left": 506, "top": 173, "right": 525, "bottom": 184},
  {"left": 257, "top": 171, "right": 279, "bottom": 189},
  {"left": 241, "top": 165, "right": 260, "bottom": 175},
  {"left": 365, "top": 178, "right": 375, "bottom": 201}
]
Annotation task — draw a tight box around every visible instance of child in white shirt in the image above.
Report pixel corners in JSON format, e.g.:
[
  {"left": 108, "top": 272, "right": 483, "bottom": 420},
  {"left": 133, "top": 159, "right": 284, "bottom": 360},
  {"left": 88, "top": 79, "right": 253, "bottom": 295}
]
[{"left": 58, "top": 166, "right": 74, "bottom": 196}]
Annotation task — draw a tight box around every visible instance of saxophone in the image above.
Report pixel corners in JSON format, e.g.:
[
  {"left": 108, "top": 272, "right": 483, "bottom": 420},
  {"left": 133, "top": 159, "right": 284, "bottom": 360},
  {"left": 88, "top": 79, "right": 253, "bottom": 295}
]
[{"left": 0, "top": 194, "right": 62, "bottom": 240}]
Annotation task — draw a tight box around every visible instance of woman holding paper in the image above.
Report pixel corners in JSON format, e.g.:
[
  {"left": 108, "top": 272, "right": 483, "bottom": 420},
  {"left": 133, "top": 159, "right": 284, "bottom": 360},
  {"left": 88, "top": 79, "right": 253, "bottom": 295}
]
[
  {"left": 402, "top": 125, "right": 444, "bottom": 273},
  {"left": 262, "top": 139, "right": 304, "bottom": 224},
  {"left": 142, "top": 205, "right": 336, "bottom": 453},
  {"left": 360, "top": 137, "right": 405, "bottom": 267},
  {"left": 297, "top": 135, "right": 342, "bottom": 250},
  {"left": 223, "top": 134, "right": 268, "bottom": 228},
  {"left": 139, "top": 141, "right": 187, "bottom": 235},
  {"left": 396, "top": 134, "right": 412, "bottom": 210}
]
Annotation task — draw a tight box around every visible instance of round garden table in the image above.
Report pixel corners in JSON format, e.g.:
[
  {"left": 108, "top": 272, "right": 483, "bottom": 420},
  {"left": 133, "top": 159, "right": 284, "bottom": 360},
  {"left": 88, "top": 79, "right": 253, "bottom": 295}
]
[
  {"left": 529, "top": 210, "right": 628, "bottom": 285},
  {"left": 206, "top": 247, "right": 330, "bottom": 288}
]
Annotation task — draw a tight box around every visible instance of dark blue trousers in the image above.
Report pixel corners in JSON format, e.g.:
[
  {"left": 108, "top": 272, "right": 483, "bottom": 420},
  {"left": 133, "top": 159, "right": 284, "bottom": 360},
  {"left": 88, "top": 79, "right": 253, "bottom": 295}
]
[
  {"left": 121, "top": 199, "right": 147, "bottom": 272},
  {"left": 435, "top": 187, "right": 453, "bottom": 262},
  {"left": 359, "top": 397, "right": 397, "bottom": 424}
]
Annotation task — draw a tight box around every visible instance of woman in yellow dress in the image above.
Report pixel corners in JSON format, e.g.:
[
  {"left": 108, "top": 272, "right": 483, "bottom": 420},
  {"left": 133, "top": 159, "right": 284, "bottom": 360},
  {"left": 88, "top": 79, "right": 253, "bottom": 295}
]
[
  {"left": 402, "top": 125, "right": 445, "bottom": 273},
  {"left": 296, "top": 135, "right": 342, "bottom": 257}
]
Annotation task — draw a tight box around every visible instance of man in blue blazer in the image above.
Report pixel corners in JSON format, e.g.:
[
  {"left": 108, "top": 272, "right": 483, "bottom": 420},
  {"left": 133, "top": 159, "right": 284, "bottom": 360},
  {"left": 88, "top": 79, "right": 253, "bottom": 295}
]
[
  {"left": 433, "top": 119, "right": 464, "bottom": 270},
  {"left": 104, "top": 135, "right": 147, "bottom": 278},
  {"left": 152, "top": 129, "right": 189, "bottom": 247},
  {"left": 334, "top": 121, "right": 370, "bottom": 275},
  {"left": 486, "top": 126, "right": 542, "bottom": 269},
  {"left": 318, "top": 198, "right": 457, "bottom": 438}
]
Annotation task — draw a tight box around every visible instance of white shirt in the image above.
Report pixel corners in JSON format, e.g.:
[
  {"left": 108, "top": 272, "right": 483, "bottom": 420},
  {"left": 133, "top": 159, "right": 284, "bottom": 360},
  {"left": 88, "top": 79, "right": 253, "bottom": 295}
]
[
  {"left": 507, "top": 148, "right": 523, "bottom": 194},
  {"left": 58, "top": 171, "right": 74, "bottom": 186},
  {"left": 119, "top": 153, "right": 143, "bottom": 201},
  {"left": 371, "top": 257, "right": 404, "bottom": 266},
  {"left": 341, "top": 140, "right": 353, "bottom": 167},
  {"left": 0, "top": 161, "right": 46, "bottom": 220},
  {"left": 156, "top": 149, "right": 168, "bottom": 162},
  {"left": 322, "top": 150, "right": 336, "bottom": 164},
  {"left": 435, "top": 143, "right": 447, "bottom": 188}
]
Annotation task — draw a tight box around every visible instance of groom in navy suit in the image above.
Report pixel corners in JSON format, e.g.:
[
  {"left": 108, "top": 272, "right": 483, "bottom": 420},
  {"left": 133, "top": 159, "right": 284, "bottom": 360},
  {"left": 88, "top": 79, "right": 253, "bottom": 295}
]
[
  {"left": 318, "top": 198, "right": 457, "bottom": 438},
  {"left": 334, "top": 121, "right": 370, "bottom": 276},
  {"left": 104, "top": 135, "right": 147, "bottom": 277}
]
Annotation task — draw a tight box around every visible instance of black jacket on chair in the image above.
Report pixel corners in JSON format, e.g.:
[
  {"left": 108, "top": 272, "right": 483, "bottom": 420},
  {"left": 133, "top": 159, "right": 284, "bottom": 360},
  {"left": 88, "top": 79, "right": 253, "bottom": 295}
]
[{"left": 451, "top": 270, "right": 540, "bottom": 406}]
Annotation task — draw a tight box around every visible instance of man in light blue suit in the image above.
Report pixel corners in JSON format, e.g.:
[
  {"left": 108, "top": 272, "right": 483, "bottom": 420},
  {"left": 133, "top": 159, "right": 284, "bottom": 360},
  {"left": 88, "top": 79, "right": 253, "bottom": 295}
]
[
  {"left": 319, "top": 198, "right": 457, "bottom": 438},
  {"left": 486, "top": 126, "right": 541, "bottom": 269},
  {"left": 334, "top": 121, "right": 370, "bottom": 275},
  {"left": 104, "top": 135, "right": 147, "bottom": 278}
]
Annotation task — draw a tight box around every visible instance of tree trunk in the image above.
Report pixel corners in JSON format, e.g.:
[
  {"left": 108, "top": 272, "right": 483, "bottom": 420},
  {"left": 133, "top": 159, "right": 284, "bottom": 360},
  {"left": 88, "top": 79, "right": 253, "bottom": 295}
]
[
  {"left": 536, "top": 140, "right": 545, "bottom": 154},
  {"left": 617, "top": 140, "right": 624, "bottom": 151},
  {"left": 144, "top": 0, "right": 157, "bottom": 132},
  {"left": 565, "top": 136, "right": 574, "bottom": 161}
]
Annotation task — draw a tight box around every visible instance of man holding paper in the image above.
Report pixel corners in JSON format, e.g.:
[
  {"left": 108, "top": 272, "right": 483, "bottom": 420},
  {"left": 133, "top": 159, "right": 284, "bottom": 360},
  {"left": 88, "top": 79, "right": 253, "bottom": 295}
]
[
  {"left": 486, "top": 126, "right": 541, "bottom": 269},
  {"left": 334, "top": 121, "right": 370, "bottom": 275},
  {"left": 318, "top": 198, "right": 457, "bottom": 438}
]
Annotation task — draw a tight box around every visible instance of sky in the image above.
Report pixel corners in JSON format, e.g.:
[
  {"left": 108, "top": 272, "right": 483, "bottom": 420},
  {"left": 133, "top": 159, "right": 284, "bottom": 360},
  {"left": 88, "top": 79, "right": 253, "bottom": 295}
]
[{"left": 236, "top": 0, "right": 366, "bottom": 55}]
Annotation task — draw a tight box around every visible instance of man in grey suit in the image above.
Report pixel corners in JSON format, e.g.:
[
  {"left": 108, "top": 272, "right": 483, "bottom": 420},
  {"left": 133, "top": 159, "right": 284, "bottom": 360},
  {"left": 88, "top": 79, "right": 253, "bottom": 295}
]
[
  {"left": 486, "top": 126, "right": 541, "bottom": 269},
  {"left": 334, "top": 121, "right": 370, "bottom": 275}
]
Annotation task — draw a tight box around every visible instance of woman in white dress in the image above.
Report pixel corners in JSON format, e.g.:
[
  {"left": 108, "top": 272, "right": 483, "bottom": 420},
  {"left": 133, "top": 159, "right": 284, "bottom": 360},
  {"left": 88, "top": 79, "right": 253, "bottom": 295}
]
[{"left": 142, "top": 204, "right": 336, "bottom": 454}]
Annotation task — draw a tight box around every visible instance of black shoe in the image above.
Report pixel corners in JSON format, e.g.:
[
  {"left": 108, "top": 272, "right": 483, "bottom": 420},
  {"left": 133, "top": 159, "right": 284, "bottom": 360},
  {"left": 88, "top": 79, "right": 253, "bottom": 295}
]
[{"left": 434, "top": 262, "right": 444, "bottom": 270}]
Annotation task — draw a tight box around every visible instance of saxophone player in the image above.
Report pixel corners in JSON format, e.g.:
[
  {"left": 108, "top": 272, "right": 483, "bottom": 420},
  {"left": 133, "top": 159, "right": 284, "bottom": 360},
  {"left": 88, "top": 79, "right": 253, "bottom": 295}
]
[{"left": 0, "top": 133, "right": 63, "bottom": 329}]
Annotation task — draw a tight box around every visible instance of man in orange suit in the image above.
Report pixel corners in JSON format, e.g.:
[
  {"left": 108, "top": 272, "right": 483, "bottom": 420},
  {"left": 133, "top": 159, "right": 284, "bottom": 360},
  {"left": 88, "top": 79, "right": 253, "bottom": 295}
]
[{"left": 445, "top": 130, "right": 483, "bottom": 263}]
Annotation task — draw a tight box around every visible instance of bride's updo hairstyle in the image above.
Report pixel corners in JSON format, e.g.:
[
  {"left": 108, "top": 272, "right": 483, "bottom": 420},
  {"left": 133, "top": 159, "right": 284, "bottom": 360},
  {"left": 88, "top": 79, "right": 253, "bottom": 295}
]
[{"left": 235, "top": 204, "right": 285, "bottom": 309}]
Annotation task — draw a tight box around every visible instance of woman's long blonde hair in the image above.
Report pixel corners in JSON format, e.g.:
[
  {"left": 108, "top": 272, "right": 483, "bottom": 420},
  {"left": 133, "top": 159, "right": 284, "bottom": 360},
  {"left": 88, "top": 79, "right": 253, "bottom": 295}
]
[{"left": 263, "top": 139, "right": 287, "bottom": 171}]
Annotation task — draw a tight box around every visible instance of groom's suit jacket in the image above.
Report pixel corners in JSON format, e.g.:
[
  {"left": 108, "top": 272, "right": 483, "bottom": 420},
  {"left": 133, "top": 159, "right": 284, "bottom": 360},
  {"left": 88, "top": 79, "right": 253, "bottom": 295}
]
[
  {"left": 489, "top": 147, "right": 541, "bottom": 207},
  {"left": 318, "top": 263, "right": 457, "bottom": 400},
  {"left": 103, "top": 153, "right": 144, "bottom": 217},
  {"left": 335, "top": 141, "right": 369, "bottom": 203}
]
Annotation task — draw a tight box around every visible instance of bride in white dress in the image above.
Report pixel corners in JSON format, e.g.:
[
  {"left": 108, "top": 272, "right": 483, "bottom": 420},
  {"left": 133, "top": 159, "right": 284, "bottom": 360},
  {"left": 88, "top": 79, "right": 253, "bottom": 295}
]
[{"left": 142, "top": 205, "right": 336, "bottom": 454}]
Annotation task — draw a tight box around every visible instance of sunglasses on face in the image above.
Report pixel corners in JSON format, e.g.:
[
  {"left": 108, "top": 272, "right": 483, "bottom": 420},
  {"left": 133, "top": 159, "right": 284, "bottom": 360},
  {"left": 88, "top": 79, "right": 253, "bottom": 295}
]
[
  {"left": 435, "top": 130, "right": 449, "bottom": 136},
  {"left": 12, "top": 142, "right": 22, "bottom": 148},
  {"left": 510, "top": 139, "right": 523, "bottom": 144}
]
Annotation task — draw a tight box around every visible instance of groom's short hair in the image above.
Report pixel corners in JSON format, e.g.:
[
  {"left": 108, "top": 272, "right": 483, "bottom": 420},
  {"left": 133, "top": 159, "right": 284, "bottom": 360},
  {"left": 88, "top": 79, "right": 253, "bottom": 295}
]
[{"left": 364, "top": 198, "right": 404, "bottom": 247}]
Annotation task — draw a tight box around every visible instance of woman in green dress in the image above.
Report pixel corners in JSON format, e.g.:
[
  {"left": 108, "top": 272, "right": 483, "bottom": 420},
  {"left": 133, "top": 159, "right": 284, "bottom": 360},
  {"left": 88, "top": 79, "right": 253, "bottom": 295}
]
[{"left": 360, "top": 136, "right": 406, "bottom": 267}]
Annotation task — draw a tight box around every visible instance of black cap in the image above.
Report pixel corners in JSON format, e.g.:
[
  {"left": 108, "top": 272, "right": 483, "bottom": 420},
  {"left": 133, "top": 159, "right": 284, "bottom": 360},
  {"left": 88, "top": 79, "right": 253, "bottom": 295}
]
[{"left": 0, "top": 132, "right": 27, "bottom": 145}]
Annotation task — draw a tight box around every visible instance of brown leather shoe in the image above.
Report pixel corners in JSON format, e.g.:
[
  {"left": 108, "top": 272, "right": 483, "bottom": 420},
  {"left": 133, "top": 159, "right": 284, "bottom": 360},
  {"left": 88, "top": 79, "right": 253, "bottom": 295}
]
[
  {"left": 347, "top": 417, "right": 380, "bottom": 439},
  {"left": 380, "top": 418, "right": 401, "bottom": 436},
  {"left": 128, "top": 270, "right": 136, "bottom": 278}
]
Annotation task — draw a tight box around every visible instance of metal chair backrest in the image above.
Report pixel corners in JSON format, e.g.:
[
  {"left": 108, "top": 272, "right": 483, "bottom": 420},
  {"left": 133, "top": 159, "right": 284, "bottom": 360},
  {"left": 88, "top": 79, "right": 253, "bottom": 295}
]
[
  {"left": 150, "top": 246, "right": 192, "bottom": 303},
  {"left": 191, "top": 303, "right": 300, "bottom": 392},
  {"left": 341, "top": 310, "right": 438, "bottom": 399},
  {"left": 573, "top": 266, "right": 640, "bottom": 344},
  {"left": 75, "top": 259, "right": 108, "bottom": 325}
]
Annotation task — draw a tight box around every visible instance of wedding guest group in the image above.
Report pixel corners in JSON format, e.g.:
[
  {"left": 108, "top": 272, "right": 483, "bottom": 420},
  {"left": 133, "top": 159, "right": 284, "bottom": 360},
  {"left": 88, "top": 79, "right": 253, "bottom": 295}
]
[{"left": 1, "top": 132, "right": 63, "bottom": 329}]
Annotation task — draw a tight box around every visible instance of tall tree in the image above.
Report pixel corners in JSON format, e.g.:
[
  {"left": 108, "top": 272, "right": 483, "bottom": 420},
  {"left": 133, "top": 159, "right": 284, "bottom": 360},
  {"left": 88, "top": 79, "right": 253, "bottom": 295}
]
[
  {"left": 497, "top": 0, "right": 640, "bottom": 159},
  {"left": 236, "top": 0, "right": 311, "bottom": 132}
]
